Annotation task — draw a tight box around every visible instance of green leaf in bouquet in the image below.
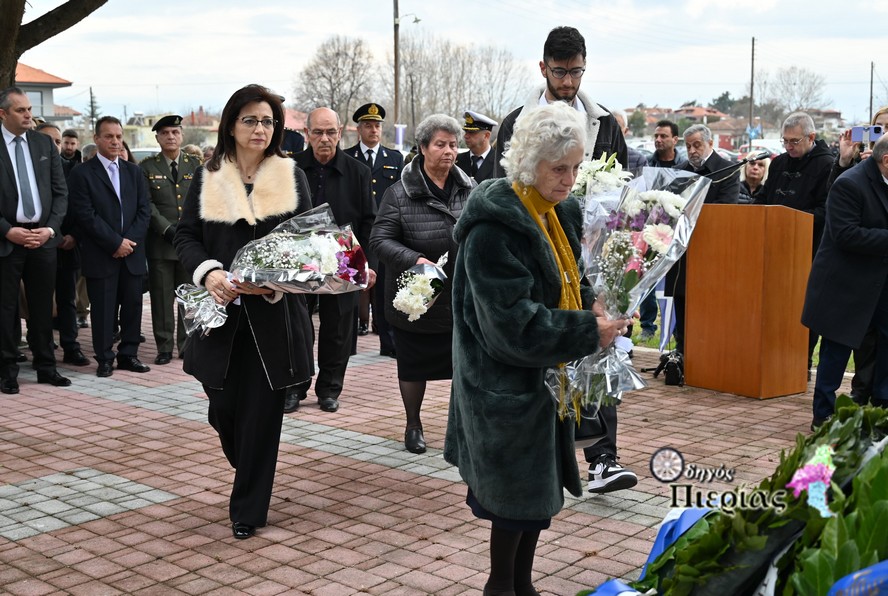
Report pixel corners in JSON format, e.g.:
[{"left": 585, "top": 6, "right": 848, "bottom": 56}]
[
  {"left": 834, "top": 538, "right": 862, "bottom": 581},
  {"left": 791, "top": 548, "right": 837, "bottom": 595},
  {"left": 857, "top": 498, "right": 888, "bottom": 560}
]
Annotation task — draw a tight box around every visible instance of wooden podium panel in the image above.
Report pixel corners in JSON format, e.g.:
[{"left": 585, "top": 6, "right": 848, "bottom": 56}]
[{"left": 684, "top": 204, "right": 812, "bottom": 398}]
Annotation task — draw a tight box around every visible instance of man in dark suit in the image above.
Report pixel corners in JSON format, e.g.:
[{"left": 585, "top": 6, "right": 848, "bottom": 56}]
[
  {"left": 294, "top": 107, "right": 376, "bottom": 413},
  {"left": 0, "top": 87, "right": 71, "bottom": 393},
  {"left": 455, "top": 111, "right": 496, "bottom": 183},
  {"left": 35, "top": 123, "right": 89, "bottom": 367},
  {"left": 67, "top": 116, "right": 152, "bottom": 378},
  {"left": 803, "top": 135, "right": 888, "bottom": 429},
  {"left": 140, "top": 114, "right": 199, "bottom": 365},
  {"left": 344, "top": 102, "right": 402, "bottom": 361},
  {"left": 667, "top": 123, "right": 740, "bottom": 353}
]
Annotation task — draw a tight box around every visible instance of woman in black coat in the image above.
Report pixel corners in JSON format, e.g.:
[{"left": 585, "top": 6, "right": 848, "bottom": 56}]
[
  {"left": 369, "top": 114, "right": 474, "bottom": 454},
  {"left": 174, "top": 84, "right": 314, "bottom": 539}
]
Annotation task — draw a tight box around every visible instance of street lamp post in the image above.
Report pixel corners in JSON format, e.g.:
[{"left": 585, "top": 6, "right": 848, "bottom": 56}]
[{"left": 393, "top": 0, "right": 420, "bottom": 127}]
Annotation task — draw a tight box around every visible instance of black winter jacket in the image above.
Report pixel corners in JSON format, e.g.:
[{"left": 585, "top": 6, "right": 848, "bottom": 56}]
[
  {"left": 369, "top": 156, "right": 474, "bottom": 333},
  {"left": 174, "top": 157, "right": 315, "bottom": 390},
  {"left": 755, "top": 139, "right": 834, "bottom": 253}
]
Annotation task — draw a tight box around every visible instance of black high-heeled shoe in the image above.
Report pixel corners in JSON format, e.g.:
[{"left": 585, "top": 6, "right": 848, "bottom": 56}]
[
  {"left": 232, "top": 522, "right": 255, "bottom": 539},
  {"left": 404, "top": 427, "right": 426, "bottom": 454}
]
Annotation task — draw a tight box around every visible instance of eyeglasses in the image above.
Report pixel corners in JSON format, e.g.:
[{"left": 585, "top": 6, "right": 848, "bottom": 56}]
[
  {"left": 545, "top": 63, "right": 586, "bottom": 79},
  {"left": 239, "top": 117, "right": 277, "bottom": 129},
  {"left": 309, "top": 129, "right": 340, "bottom": 138},
  {"left": 781, "top": 136, "right": 807, "bottom": 146}
]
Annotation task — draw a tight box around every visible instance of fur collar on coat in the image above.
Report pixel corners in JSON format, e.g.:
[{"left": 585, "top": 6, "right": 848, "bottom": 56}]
[
  {"left": 515, "top": 85, "right": 611, "bottom": 162},
  {"left": 200, "top": 155, "right": 299, "bottom": 225}
]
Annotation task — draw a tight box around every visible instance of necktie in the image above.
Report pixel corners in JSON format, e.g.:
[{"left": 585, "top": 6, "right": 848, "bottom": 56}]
[
  {"left": 109, "top": 161, "right": 123, "bottom": 230},
  {"left": 170, "top": 159, "right": 178, "bottom": 183},
  {"left": 13, "top": 137, "right": 36, "bottom": 219},
  {"left": 366, "top": 149, "right": 374, "bottom": 168},
  {"left": 471, "top": 155, "right": 482, "bottom": 177}
]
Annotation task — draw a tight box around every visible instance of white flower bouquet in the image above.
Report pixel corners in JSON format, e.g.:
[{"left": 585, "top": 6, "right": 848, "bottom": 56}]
[
  {"left": 392, "top": 252, "right": 448, "bottom": 322},
  {"left": 550, "top": 167, "right": 712, "bottom": 423},
  {"left": 571, "top": 153, "right": 633, "bottom": 198},
  {"left": 229, "top": 204, "right": 369, "bottom": 294}
]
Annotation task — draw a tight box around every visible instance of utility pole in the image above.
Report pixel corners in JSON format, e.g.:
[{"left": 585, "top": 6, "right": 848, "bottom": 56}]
[
  {"left": 870, "top": 61, "right": 874, "bottom": 123},
  {"left": 749, "top": 37, "right": 755, "bottom": 144},
  {"left": 393, "top": 0, "right": 400, "bottom": 126}
]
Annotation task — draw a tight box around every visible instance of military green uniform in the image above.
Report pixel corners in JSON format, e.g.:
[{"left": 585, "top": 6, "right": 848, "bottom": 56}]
[{"left": 141, "top": 151, "right": 199, "bottom": 355}]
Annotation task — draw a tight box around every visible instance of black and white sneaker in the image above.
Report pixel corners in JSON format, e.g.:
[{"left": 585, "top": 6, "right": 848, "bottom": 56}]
[{"left": 588, "top": 454, "right": 638, "bottom": 493}]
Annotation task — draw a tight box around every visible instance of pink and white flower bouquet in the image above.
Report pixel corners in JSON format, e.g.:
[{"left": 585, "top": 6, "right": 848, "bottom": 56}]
[
  {"left": 551, "top": 167, "right": 712, "bottom": 422},
  {"left": 229, "top": 204, "right": 369, "bottom": 294}
]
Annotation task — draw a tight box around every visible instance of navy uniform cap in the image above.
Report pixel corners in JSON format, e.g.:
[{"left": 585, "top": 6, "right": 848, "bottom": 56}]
[
  {"left": 353, "top": 103, "right": 385, "bottom": 123},
  {"left": 152, "top": 114, "right": 183, "bottom": 131},
  {"left": 462, "top": 110, "right": 497, "bottom": 132},
  {"left": 281, "top": 128, "right": 305, "bottom": 157}
]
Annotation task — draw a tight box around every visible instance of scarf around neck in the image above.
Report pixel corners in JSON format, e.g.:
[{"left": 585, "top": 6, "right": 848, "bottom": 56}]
[{"left": 513, "top": 181, "right": 582, "bottom": 311}]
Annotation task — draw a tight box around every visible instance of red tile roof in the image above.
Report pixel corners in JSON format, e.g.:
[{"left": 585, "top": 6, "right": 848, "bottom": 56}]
[
  {"left": 53, "top": 104, "right": 82, "bottom": 117},
  {"left": 15, "top": 63, "right": 72, "bottom": 86}
]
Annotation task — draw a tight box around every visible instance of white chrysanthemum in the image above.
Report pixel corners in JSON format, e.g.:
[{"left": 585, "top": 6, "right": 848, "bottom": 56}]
[
  {"left": 642, "top": 223, "right": 673, "bottom": 254},
  {"left": 640, "top": 190, "right": 687, "bottom": 219},
  {"left": 622, "top": 197, "right": 645, "bottom": 218}
]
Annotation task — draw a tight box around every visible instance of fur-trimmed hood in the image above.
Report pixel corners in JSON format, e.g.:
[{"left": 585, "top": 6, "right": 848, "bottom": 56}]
[{"left": 199, "top": 155, "right": 300, "bottom": 225}]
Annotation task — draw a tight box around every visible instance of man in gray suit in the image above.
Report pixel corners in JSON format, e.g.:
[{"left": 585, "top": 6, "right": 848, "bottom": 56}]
[{"left": 0, "top": 86, "right": 70, "bottom": 393}]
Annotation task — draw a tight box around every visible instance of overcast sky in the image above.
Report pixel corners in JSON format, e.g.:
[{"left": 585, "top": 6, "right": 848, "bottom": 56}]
[{"left": 19, "top": 0, "right": 888, "bottom": 126}]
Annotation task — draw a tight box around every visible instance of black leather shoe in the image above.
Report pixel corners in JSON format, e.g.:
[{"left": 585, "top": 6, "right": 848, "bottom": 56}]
[
  {"left": 77, "top": 317, "right": 89, "bottom": 329},
  {"left": 318, "top": 397, "right": 339, "bottom": 412},
  {"left": 37, "top": 370, "right": 72, "bottom": 387},
  {"left": 96, "top": 361, "right": 113, "bottom": 377},
  {"left": 283, "top": 387, "right": 307, "bottom": 413},
  {"left": 15, "top": 351, "right": 27, "bottom": 363},
  {"left": 405, "top": 427, "right": 426, "bottom": 454},
  {"left": 117, "top": 356, "right": 150, "bottom": 373},
  {"left": 154, "top": 352, "right": 173, "bottom": 365},
  {"left": 1, "top": 377, "right": 19, "bottom": 394},
  {"left": 357, "top": 322, "right": 369, "bottom": 336},
  {"left": 232, "top": 522, "right": 255, "bottom": 539},
  {"left": 379, "top": 349, "right": 396, "bottom": 358},
  {"left": 63, "top": 349, "right": 90, "bottom": 366}
]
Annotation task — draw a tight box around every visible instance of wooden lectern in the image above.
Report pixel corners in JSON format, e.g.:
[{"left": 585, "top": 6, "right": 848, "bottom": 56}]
[{"left": 684, "top": 204, "right": 812, "bottom": 398}]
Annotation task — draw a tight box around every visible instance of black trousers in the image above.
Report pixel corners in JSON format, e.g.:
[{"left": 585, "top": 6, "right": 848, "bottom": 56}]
[
  {"left": 305, "top": 292, "right": 357, "bottom": 400},
  {"left": 204, "top": 315, "right": 285, "bottom": 527},
  {"left": 55, "top": 259, "right": 81, "bottom": 353},
  {"left": 85, "top": 262, "right": 143, "bottom": 362},
  {"left": 0, "top": 243, "right": 57, "bottom": 378},
  {"left": 583, "top": 404, "right": 618, "bottom": 462}
]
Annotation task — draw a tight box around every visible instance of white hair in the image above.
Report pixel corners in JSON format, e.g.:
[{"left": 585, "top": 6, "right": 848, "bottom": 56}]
[
  {"left": 782, "top": 112, "right": 815, "bottom": 136},
  {"left": 501, "top": 102, "right": 586, "bottom": 185}
]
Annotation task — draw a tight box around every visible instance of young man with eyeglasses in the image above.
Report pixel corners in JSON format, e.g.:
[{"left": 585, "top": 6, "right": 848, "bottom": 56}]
[
  {"left": 492, "top": 27, "right": 636, "bottom": 495},
  {"left": 492, "top": 26, "right": 628, "bottom": 179}
]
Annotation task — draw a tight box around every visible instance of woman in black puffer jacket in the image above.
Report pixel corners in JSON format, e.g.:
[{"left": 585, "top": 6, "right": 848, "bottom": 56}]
[{"left": 369, "top": 114, "right": 474, "bottom": 454}]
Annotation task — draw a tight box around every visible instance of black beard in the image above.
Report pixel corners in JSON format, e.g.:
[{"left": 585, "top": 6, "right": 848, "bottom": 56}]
[{"left": 546, "top": 77, "right": 577, "bottom": 103}]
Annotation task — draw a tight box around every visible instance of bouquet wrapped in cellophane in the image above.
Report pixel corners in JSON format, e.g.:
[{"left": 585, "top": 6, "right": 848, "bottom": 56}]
[
  {"left": 229, "top": 203, "right": 369, "bottom": 294},
  {"left": 550, "top": 167, "right": 711, "bottom": 422},
  {"left": 175, "top": 284, "right": 228, "bottom": 337},
  {"left": 392, "top": 252, "right": 448, "bottom": 322}
]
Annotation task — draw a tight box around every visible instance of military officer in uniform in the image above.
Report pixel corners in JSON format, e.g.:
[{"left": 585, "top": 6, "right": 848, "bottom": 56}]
[
  {"left": 140, "top": 114, "right": 199, "bottom": 365},
  {"left": 344, "top": 103, "right": 402, "bottom": 355},
  {"left": 281, "top": 127, "right": 305, "bottom": 157},
  {"left": 455, "top": 110, "right": 497, "bottom": 183}
]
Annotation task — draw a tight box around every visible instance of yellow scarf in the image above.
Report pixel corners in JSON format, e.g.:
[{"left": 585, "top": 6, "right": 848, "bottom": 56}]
[{"left": 514, "top": 182, "right": 582, "bottom": 311}]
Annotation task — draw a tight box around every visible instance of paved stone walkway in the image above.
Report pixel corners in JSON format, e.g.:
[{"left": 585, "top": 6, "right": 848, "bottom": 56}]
[{"left": 0, "top": 306, "right": 844, "bottom": 595}]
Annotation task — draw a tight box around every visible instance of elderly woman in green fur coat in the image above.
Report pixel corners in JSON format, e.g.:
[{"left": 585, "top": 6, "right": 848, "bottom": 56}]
[{"left": 444, "top": 102, "right": 628, "bottom": 596}]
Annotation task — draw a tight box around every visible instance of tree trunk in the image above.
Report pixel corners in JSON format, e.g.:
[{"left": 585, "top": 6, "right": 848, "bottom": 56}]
[{"left": 0, "top": 0, "right": 108, "bottom": 88}]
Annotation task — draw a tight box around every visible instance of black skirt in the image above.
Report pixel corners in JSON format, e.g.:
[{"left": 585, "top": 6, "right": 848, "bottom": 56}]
[
  {"left": 393, "top": 327, "right": 453, "bottom": 381},
  {"left": 466, "top": 489, "right": 552, "bottom": 532}
]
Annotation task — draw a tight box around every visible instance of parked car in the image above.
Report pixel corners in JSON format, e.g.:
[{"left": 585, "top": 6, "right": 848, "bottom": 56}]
[
  {"left": 715, "top": 148, "right": 742, "bottom": 163},
  {"left": 738, "top": 140, "right": 784, "bottom": 159},
  {"left": 130, "top": 148, "right": 158, "bottom": 162}
]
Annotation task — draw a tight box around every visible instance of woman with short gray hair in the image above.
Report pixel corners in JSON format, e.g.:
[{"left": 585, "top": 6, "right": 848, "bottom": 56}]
[
  {"left": 369, "top": 114, "right": 473, "bottom": 454},
  {"left": 444, "top": 102, "right": 628, "bottom": 595}
]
